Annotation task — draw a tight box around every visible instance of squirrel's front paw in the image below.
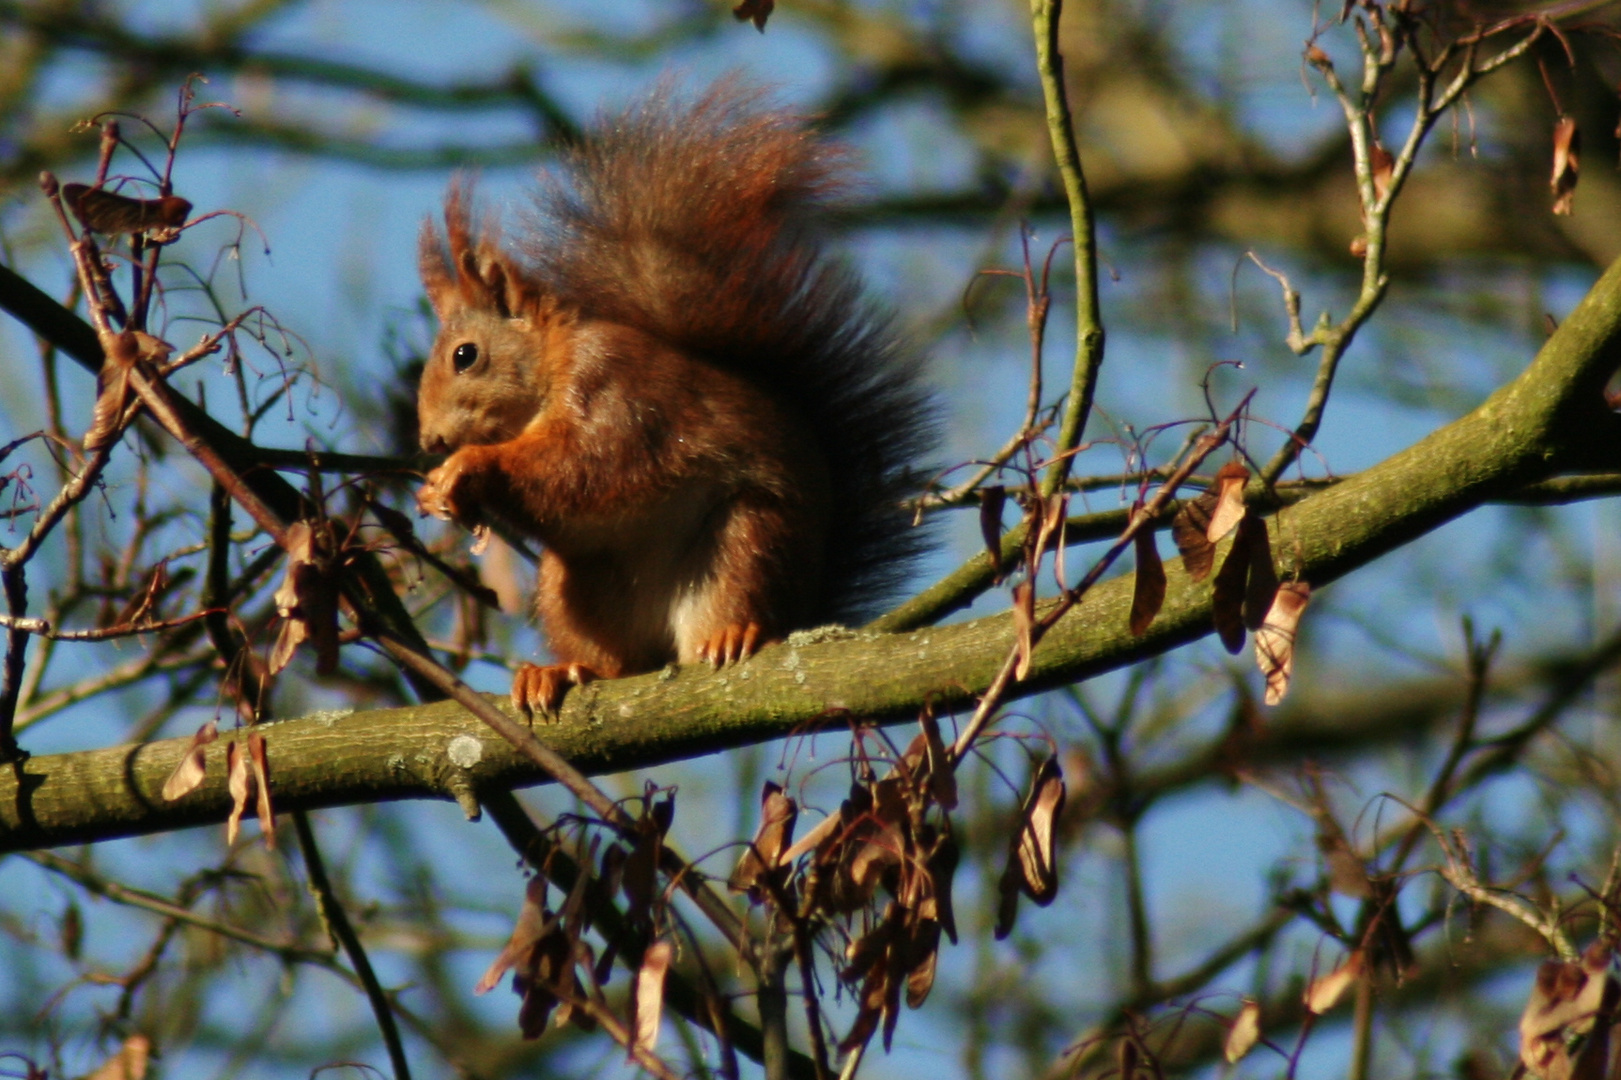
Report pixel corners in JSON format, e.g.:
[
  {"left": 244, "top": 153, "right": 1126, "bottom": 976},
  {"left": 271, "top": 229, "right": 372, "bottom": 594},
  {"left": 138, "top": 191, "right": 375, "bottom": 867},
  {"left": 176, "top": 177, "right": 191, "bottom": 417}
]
[{"left": 417, "top": 452, "right": 480, "bottom": 524}]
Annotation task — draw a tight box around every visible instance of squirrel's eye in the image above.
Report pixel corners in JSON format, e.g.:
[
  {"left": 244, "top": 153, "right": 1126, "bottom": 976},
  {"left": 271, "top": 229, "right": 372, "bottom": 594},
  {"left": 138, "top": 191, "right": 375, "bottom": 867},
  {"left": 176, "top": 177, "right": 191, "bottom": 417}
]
[{"left": 452, "top": 343, "right": 479, "bottom": 373}]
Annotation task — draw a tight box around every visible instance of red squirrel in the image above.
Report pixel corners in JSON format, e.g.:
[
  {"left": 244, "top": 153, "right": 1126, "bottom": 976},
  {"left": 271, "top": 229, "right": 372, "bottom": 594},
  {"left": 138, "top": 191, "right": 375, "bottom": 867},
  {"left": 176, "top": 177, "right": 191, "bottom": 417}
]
[{"left": 415, "top": 84, "right": 933, "bottom": 714}]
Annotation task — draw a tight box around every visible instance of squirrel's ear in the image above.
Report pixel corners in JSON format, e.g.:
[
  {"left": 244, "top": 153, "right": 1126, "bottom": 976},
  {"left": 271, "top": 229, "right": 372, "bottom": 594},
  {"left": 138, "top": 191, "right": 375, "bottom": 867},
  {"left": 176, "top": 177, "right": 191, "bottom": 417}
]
[
  {"left": 473, "top": 240, "right": 543, "bottom": 320},
  {"left": 422, "top": 178, "right": 544, "bottom": 321}
]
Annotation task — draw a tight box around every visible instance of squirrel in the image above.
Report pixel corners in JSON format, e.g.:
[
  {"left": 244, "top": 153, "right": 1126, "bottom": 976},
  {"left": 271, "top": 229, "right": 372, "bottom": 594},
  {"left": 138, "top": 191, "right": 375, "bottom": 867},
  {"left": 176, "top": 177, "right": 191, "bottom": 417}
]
[{"left": 414, "top": 83, "right": 934, "bottom": 715}]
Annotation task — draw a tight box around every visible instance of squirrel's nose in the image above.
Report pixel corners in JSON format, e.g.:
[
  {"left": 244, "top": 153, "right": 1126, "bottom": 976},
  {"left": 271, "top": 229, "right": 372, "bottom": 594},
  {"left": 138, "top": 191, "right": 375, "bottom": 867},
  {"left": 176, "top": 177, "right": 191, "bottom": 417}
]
[{"left": 421, "top": 432, "right": 448, "bottom": 454}]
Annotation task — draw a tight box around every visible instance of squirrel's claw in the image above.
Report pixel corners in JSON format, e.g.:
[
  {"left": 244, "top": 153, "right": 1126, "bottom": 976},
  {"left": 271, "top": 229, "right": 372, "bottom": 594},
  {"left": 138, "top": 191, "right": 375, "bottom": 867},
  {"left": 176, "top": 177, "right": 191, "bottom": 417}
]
[
  {"left": 699, "top": 622, "right": 765, "bottom": 668},
  {"left": 511, "top": 661, "right": 595, "bottom": 718}
]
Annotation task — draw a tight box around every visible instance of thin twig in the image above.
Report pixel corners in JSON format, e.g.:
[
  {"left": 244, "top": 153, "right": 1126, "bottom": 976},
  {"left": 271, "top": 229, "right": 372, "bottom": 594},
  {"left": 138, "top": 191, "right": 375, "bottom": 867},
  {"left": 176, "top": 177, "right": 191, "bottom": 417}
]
[
  {"left": 293, "top": 809, "right": 414, "bottom": 1080},
  {"left": 1030, "top": 0, "right": 1106, "bottom": 499}
]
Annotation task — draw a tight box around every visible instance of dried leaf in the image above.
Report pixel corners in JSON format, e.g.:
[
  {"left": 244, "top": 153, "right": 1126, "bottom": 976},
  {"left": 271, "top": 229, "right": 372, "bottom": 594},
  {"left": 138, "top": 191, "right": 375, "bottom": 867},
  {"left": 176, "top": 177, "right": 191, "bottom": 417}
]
[
  {"left": 779, "top": 805, "right": 843, "bottom": 868},
  {"left": 1225, "top": 999, "right": 1261, "bottom": 1064},
  {"left": 1211, "top": 523, "right": 1253, "bottom": 654},
  {"left": 904, "top": 918, "right": 941, "bottom": 1008},
  {"left": 62, "top": 182, "right": 191, "bottom": 237},
  {"left": 1205, "top": 461, "right": 1250, "bottom": 543},
  {"left": 1012, "top": 579, "right": 1035, "bottom": 680},
  {"left": 1171, "top": 491, "right": 1218, "bottom": 580},
  {"left": 1370, "top": 141, "right": 1395, "bottom": 203},
  {"left": 224, "top": 734, "right": 274, "bottom": 848},
  {"left": 476, "top": 876, "right": 549, "bottom": 995},
  {"left": 729, "top": 782, "right": 798, "bottom": 901},
  {"left": 248, "top": 731, "right": 275, "bottom": 850},
  {"left": 225, "top": 740, "right": 250, "bottom": 846},
  {"left": 928, "top": 832, "right": 960, "bottom": 944},
  {"left": 1035, "top": 493, "right": 1068, "bottom": 563},
  {"left": 1304, "top": 950, "right": 1364, "bottom": 1014},
  {"left": 82, "top": 1034, "right": 151, "bottom": 1080},
  {"left": 85, "top": 331, "right": 138, "bottom": 453},
  {"left": 161, "top": 719, "right": 218, "bottom": 801},
  {"left": 979, "top": 486, "right": 1006, "bottom": 582},
  {"left": 920, "top": 710, "right": 957, "bottom": 810},
  {"left": 1128, "top": 507, "right": 1165, "bottom": 636},
  {"left": 1520, "top": 945, "right": 1616, "bottom": 1080},
  {"left": 514, "top": 922, "right": 577, "bottom": 1039},
  {"left": 1240, "top": 515, "right": 1278, "bottom": 631},
  {"left": 633, "top": 939, "right": 673, "bottom": 1054},
  {"left": 1005, "top": 756, "right": 1064, "bottom": 912},
  {"left": 1306, "top": 43, "right": 1332, "bottom": 68},
  {"left": 270, "top": 521, "right": 340, "bottom": 676},
  {"left": 1552, "top": 115, "right": 1580, "bottom": 216},
  {"left": 732, "top": 0, "right": 773, "bottom": 31},
  {"left": 1255, "top": 581, "right": 1311, "bottom": 705}
]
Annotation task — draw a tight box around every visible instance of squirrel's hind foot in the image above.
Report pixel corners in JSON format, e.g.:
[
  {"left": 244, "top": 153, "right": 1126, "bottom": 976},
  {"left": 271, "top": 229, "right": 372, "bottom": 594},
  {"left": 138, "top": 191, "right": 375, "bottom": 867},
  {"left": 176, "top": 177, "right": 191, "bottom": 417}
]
[
  {"left": 511, "top": 662, "right": 596, "bottom": 719},
  {"left": 697, "top": 622, "right": 772, "bottom": 668}
]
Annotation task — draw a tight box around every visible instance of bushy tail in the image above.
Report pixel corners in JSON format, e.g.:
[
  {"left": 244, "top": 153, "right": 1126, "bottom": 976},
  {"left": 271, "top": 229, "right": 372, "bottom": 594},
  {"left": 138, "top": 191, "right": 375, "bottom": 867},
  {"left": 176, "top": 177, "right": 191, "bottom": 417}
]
[{"left": 522, "top": 82, "right": 935, "bottom": 621}]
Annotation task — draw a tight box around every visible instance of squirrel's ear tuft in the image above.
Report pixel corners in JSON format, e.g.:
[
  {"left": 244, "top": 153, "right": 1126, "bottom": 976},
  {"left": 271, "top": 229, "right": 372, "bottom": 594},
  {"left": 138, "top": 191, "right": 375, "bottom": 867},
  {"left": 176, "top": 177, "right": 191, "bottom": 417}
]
[
  {"left": 419, "top": 218, "right": 457, "bottom": 320},
  {"left": 421, "top": 178, "right": 480, "bottom": 320}
]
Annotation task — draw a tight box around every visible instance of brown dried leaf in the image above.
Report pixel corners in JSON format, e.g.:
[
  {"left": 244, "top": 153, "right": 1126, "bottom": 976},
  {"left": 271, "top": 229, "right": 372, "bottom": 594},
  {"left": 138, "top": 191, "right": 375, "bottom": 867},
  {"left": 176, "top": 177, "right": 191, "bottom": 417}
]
[
  {"left": 476, "top": 876, "right": 549, "bottom": 995},
  {"left": 1212, "top": 523, "right": 1253, "bottom": 654},
  {"left": 904, "top": 918, "right": 942, "bottom": 1008},
  {"left": 1370, "top": 141, "right": 1395, "bottom": 203},
  {"left": 161, "top": 719, "right": 218, "bottom": 801},
  {"left": 1552, "top": 115, "right": 1580, "bottom": 216},
  {"left": 1128, "top": 507, "right": 1166, "bottom": 636},
  {"left": 1304, "top": 951, "right": 1365, "bottom": 1014},
  {"left": 1225, "top": 999, "right": 1261, "bottom": 1064},
  {"left": 63, "top": 183, "right": 191, "bottom": 237},
  {"left": 1171, "top": 491, "right": 1218, "bottom": 580},
  {"left": 85, "top": 331, "right": 139, "bottom": 453},
  {"left": 1241, "top": 515, "right": 1278, "bottom": 631},
  {"left": 248, "top": 731, "right": 275, "bottom": 850},
  {"left": 733, "top": 0, "right": 773, "bottom": 31},
  {"left": 920, "top": 710, "right": 956, "bottom": 809},
  {"left": 270, "top": 521, "right": 340, "bottom": 675},
  {"left": 1255, "top": 581, "right": 1311, "bottom": 705},
  {"left": 82, "top": 1034, "right": 151, "bottom": 1080},
  {"left": 633, "top": 939, "right": 673, "bottom": 1054},
  {"left": 225, "top": 740, "right": 250, "bottom": 846},
  {"left": 1520, "top": 946, "right": 1616, "bottom": 1080},
  {"left": 1205, "top": 461, "right": 1250, "bottom": 543},
  {"left": 1035, "top": 493, "right": 1068, "bottom": 563},
  {"left": 928, "top": 832, "right": 960, "bottom": 944},
  {"left": 979, "top": 486, "right": 1006, "bottom": 582},
  {"left": 729, "top": 782, "right": 798, "bottom": 901},
  {"left": 1012, "top": 579, "right": 1035, "bottom": 680},
  {"left": 1006, "top": 756, "right": 1065, "bottom": 910},
  {"left": 849, "top": 779, "right": 907, "bottom": 895}
]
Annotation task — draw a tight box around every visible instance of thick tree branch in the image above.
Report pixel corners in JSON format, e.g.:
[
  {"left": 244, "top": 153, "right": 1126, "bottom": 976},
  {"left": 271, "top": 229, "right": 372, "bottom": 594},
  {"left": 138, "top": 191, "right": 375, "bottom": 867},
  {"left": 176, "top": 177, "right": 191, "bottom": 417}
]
[{"left": 3, "top": 207, "right": 1620, "bottom": 855}]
